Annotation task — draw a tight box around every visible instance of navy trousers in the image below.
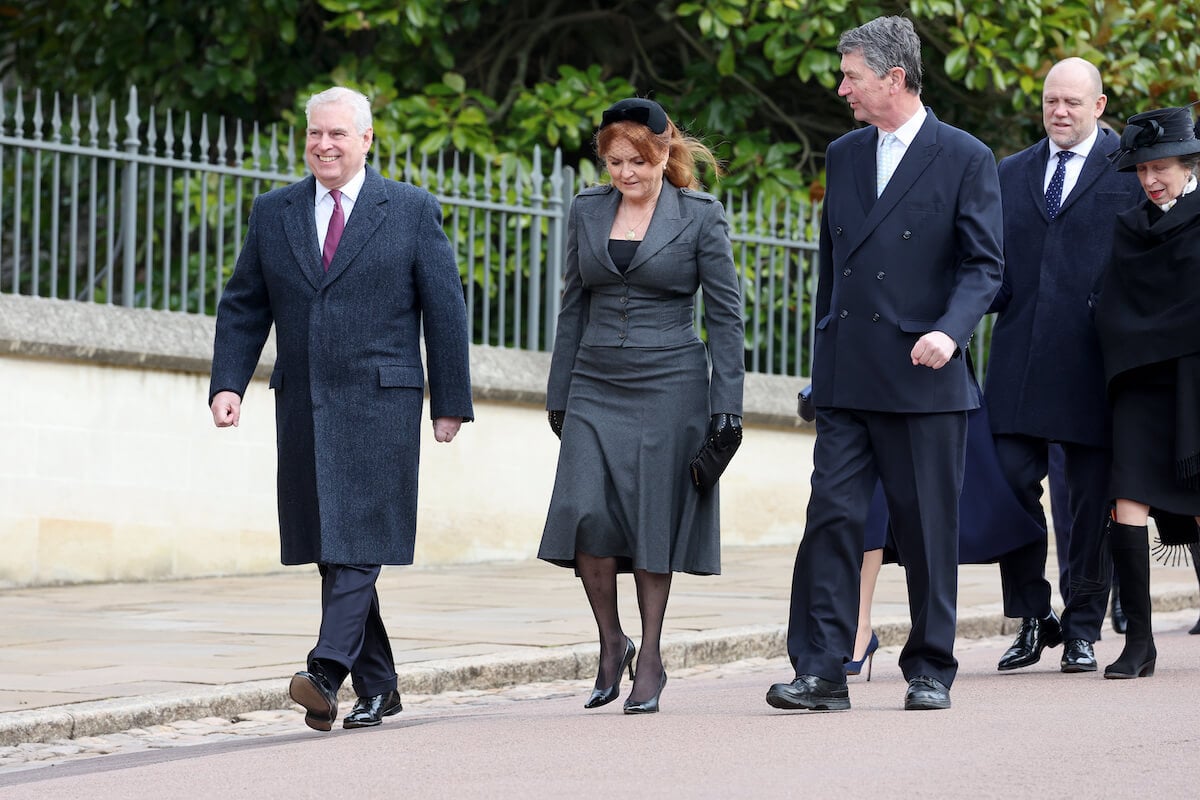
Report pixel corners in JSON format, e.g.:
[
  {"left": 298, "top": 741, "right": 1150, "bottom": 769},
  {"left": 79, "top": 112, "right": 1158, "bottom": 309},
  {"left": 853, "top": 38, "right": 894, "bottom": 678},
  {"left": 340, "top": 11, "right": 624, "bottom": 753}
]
[
  {"left": 786, "top": 407, "right": 966, "bottom": 689},
  {"left": 309, "top": 564, "right": 398, "bottom": 697},
  {"left": 995, "top": 435, "right": 1111, "bottom": 641}
]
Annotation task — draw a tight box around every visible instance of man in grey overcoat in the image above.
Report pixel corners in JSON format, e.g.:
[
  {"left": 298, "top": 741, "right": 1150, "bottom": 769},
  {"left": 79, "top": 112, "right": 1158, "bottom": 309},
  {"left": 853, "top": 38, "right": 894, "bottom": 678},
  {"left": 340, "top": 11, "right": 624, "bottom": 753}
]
[
  {"left": 986, "top": 58, "right": 1141, "bottom": 674},
  {"left": 209, "top": 87, "right": 473, "bottom": 731}
]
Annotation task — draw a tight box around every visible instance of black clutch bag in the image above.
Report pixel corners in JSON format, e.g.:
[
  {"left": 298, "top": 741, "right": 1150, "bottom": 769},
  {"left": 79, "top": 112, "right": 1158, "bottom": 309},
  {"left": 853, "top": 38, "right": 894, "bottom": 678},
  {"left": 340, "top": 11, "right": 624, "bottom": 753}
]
[
  {"left": 798, "top": 384, "right": 815, "bottom": 422},
  {"left": 689, "top": 431, "right": 742, "bottom": 492}
]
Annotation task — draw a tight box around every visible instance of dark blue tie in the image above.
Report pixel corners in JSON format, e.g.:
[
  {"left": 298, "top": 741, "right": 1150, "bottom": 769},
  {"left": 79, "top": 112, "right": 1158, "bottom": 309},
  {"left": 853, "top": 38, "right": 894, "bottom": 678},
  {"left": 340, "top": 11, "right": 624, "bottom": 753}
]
[{"left": 1045, "top": 151, "right": 1075, "bottom": 220}]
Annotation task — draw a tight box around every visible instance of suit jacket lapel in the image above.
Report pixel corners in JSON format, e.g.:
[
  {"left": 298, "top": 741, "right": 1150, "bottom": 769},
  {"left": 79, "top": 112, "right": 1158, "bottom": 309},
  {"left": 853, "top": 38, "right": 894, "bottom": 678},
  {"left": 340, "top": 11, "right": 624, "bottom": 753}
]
[
  {"left": 323, "top": 167, "right": 387, "bottom": 286},
  {"left": 628, "top": 183, "right": 691, "bottom": 273},
  {"left": 846, "top": 112, "right": 942, "bottom": 257},
  {"left": 577, "top": 187, "right": 622, "bottom": 275},
  {"left": 283, "top": 176, "right": 324, "bottom": 290}
]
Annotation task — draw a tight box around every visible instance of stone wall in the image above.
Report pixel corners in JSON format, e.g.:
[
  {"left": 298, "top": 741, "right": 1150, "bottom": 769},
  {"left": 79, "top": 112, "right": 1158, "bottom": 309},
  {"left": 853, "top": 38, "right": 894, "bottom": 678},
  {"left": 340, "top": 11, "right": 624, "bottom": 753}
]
[{"left": 0, "top": 294, "right": 814, "bottom": 587}]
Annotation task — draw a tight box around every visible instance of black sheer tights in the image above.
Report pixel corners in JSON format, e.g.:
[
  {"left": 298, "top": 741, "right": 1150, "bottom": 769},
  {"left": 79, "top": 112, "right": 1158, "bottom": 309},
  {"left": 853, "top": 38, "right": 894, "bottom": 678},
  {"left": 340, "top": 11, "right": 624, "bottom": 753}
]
[{"left": 576, "top": 551, "right": 671, "bottom": 705}]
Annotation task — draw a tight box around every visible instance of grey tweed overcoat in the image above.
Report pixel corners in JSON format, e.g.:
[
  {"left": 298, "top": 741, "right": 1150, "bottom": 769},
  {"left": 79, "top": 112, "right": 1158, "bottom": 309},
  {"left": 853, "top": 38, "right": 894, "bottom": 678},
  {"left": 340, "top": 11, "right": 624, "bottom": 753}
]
[{"left": 209, "top": 167, "right": 473, "bottom": 566}]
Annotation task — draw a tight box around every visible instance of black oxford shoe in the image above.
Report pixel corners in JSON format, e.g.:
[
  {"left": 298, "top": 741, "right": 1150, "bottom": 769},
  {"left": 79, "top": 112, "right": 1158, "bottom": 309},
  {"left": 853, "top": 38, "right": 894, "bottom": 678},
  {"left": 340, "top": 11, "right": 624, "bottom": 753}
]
[
  {"left": 765, "top": 674, "right": 850, "bottom": 711},
  {"left": 1060, "top": 639, "right": 1097, "bottom": 672},
  {"left": 343, "top": 689, "right": 403, "bottom": 729},
  {"left": 904, "top": 676, "right": 951, "bottom": 710},
  {"left": 289, "top": 671, "right": 339, "bottom": 732},
  {"left": 997, "top": 612, "right": 1063, "bottom": 671}
]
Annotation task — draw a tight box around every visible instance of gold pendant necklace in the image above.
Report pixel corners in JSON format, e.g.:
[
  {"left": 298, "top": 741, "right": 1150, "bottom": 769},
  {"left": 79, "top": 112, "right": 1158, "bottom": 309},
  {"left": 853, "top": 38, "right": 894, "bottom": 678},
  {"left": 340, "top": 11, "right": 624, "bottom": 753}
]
[{"left": 622, "top": 201, "right": 657, "bottom": 241}]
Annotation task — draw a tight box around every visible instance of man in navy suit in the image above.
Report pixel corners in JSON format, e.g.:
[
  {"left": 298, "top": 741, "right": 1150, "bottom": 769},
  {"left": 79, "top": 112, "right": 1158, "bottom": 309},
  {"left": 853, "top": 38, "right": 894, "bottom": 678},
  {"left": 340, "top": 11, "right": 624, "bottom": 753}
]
[
  {"left": 209, "top": 87, "right": 473, "bottom": 731},
  {"left": 766, "top": 16, "right": 1003, "bottom": 712},
  {"left": 986, "top": 58, "right": 1142, "bottom": 674}
]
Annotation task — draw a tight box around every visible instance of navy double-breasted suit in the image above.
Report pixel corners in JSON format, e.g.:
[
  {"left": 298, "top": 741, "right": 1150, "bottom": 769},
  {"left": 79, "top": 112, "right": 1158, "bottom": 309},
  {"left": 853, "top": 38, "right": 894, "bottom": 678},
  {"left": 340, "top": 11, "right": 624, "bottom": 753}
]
[
  {"left": 787, "top": 109, "right": 1003, "bottom": 688},
  {"left": 985, "top": 129, "right": 1141, "bottom": 638}
]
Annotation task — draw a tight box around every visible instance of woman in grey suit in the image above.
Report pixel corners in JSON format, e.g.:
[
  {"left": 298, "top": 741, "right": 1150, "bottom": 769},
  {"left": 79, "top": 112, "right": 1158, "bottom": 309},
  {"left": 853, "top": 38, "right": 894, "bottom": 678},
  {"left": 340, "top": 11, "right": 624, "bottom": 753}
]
[{"left": 539, "top": 98, "right": 745, "bottom": 714}]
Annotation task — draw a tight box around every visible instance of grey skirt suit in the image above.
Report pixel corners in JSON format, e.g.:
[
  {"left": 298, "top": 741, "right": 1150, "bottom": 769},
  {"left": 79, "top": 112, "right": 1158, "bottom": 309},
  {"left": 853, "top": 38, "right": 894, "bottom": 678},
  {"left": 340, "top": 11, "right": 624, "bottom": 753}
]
[{"left": 538, "top": 182, "right": 745, "bottom": 575}]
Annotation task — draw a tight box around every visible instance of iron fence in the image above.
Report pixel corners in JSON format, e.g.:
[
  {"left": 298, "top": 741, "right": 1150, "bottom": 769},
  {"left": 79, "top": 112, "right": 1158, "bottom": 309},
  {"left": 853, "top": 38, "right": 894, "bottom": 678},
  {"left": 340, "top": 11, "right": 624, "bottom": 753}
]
[{"left": 1, "top": 85, "right": 835, "bottom": 378}]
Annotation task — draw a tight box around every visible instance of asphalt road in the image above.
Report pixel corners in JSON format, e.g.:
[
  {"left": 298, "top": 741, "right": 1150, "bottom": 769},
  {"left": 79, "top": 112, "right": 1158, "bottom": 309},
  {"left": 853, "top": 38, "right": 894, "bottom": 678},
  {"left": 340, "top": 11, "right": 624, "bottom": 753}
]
[{"left": 3, "top": 616, "right": 1199, "bottom": 800}]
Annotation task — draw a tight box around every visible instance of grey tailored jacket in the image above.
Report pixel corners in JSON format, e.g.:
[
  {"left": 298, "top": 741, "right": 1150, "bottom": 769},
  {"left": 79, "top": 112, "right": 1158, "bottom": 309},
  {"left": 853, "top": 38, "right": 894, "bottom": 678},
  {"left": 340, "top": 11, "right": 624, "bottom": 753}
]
[
  {"left": 812, "top": 108, "right": 1004, "bottom": 413},
  {"left": 546, "top": 182, "right": 745, "bottom": 417},
  {"left": 209, "top": 167, "right": 473, "bottom": 566},
  {"left": 986, "top": 128, "right": 1142, "bottom": 447}
]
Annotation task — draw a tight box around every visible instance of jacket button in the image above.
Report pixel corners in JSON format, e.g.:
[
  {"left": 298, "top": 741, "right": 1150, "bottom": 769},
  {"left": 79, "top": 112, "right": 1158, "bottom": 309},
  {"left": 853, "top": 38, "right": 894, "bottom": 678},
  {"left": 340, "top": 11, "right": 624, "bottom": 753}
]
[
  {"left": 620, "top": 296, "right": 628, "bottom": 304},
  {"left": 835, "top": 226, "right": 843, "bottom": 235},
  {"left": 876, "top": 271, "right": 886, "bottom": 280},
  {"left": 872, "top": 313, "right": 881, "bottom": 322},
  {"left": 839, "top": 309, "right": 849, "bottom": 319},
  {"left": 620, "top": 314, "right": 628, "bottom": 321},
  {"left": 902, "top": 230, "right": 912, "bottom": 239},
  {"left": 843, "top": 268, "right": 852, "bottom": 277},
  {"left": 618, "top": 332, "right": 626, "bottom": 339}
]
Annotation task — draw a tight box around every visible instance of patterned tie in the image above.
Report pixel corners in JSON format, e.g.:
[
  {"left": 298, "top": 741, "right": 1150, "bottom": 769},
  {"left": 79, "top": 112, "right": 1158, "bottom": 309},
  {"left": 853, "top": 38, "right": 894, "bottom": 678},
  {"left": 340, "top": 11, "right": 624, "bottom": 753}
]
[
  {"left": 876, "top": 132, "right": 899, "bottom": 197},
  {"left": 1045, "top": 151, "right": 1075, "bottom": 220},
  {"left": 322, "top": 189, "right": 344, "bottom": 271}
]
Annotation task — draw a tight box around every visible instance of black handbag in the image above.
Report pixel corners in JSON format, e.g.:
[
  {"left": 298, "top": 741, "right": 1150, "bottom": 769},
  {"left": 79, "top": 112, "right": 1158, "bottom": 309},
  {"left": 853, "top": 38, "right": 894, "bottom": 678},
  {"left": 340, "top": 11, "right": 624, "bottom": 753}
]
[
  {"left": 689, "top": 429, "right": 742, "bottom": 492},
  {"left": 798, "top": 384, "right": 815, "bottom": 422}
]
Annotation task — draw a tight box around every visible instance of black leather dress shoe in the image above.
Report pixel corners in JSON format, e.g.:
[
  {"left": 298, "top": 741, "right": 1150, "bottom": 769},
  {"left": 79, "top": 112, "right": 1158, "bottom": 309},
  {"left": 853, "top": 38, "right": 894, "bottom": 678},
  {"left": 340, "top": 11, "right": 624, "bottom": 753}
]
[
  {"left": 904, "top": 676, "right": 950, "bottom": 710},
  {"left": 1060, "top": 639, "right": 1097, "bottom": 672},
  {"left": 343, "top": 689, "right": 403, "bottom": 729},
  {"left": 997, "top": 612, "right": 1063, "bottom": 671},
  {"left": 290, "top": 670, "right": 339, "bottom": 732},
  {"left": 765, "top": 674, "right": 850, "bottom": 711}
]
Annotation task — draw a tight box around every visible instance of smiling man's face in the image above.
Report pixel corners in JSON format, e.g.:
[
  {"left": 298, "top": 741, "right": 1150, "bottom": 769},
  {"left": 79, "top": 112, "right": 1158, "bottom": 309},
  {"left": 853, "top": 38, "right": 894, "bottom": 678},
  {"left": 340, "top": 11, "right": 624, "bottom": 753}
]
[{"left": 306, "top": 101, "right": 372, "bottom": 190}]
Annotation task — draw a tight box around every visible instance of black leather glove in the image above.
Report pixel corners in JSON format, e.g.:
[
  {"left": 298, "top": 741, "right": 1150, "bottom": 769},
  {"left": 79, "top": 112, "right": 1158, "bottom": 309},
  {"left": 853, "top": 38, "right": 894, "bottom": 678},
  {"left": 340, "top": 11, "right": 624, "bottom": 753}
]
[
  {"left": 709, "top": 413, "right": 743, "bottom": 450},
  {"left": 548, "top": 409, "right": 565, "bottom": 439}
]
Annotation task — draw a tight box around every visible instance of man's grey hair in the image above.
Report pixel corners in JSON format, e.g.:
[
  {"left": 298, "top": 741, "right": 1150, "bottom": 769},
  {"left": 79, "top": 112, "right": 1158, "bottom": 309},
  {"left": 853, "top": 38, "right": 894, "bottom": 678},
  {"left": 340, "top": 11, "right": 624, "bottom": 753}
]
[
  {"left": 305, "top": 87, "right": 373, "bottom": 134},
  {"left": 838, "top": 16, "right": 924, "bottom": 95}
]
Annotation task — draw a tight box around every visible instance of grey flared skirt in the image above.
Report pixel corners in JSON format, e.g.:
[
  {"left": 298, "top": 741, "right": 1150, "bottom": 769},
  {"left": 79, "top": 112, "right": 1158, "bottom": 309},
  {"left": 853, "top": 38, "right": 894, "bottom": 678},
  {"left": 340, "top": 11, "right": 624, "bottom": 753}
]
[{"left": 538, "top": 340, "right": 721, "bottom": 575}]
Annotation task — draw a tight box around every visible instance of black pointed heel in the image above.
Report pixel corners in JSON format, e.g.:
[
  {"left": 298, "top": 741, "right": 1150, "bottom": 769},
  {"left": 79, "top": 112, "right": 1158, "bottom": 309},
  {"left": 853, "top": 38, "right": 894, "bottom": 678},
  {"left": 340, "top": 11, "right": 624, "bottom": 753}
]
[
  {"left": 584, "top": 636, "right": 636, "bottom": 709},
  {"left": 623, "top": 671, "right": 668, "bottom": 714}
]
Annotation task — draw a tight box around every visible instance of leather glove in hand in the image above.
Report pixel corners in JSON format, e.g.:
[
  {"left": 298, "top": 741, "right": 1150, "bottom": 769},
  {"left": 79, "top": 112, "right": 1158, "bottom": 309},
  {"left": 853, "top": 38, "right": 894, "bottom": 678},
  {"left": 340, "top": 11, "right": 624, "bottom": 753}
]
[
  {"left": 709, "top": 413, "right": 743, "bottom": 450},
  {"left": 548, "top": 409, "right": 565, "bottom": 439}
]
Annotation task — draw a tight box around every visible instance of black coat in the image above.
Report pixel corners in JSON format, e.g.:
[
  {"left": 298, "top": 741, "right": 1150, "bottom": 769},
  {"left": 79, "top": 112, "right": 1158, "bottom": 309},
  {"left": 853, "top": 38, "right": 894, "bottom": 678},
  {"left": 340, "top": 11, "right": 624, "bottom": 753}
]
[
  {"left": 209, "top": 168, "right": 474, "bottom": 566},
  {"left": 986, "top": 129, "right": 1142, "bottom": 446}
]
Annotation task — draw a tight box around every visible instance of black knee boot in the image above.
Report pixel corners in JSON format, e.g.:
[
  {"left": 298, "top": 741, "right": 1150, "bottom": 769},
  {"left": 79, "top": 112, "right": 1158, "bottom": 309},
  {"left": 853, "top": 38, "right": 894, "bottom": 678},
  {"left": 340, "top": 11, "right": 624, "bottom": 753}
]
[
  {"left": 1104, "top": 521, "right": 1156, "bottom": 679},
  {"left": 1190, "top": 543, "right": 1200, "bottom": 635}
]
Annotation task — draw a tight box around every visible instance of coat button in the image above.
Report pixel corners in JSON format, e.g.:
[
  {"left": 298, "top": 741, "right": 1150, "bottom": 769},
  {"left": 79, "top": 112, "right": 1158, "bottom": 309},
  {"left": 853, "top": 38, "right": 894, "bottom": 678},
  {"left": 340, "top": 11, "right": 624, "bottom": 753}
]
[
  {"left": 620, "top": 314, "right": 628, "bottom": 321},
  {"left": 620, "top": 296, "right": 628, "bottom": 304},
  {"left": 835, "top": 226, "right": 843, "bottom": 235},
  {"left": 872, "top": 313, "right": 881, "bottom": 322},
  {"left": 902, "top": 230, "right": 912, "bottom": 239},
  {"left": 843, "top": 268, "right": 852, "bottom": 277},
  {"left": 618, "top": 331, "right": 626, "bottom": 339},
  {"left": 876, "top": 271, "right": 886, "bottom": 280},
  {"left": 839, "top": 309, "right": 849, "bottom": 319}
]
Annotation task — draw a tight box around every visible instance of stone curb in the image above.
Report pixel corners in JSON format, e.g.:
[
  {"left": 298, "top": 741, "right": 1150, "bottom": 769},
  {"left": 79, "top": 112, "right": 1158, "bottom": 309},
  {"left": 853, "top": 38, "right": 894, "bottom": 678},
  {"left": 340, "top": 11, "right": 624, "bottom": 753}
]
[{"left": 3, "top": 590, "right": 1195, "bottom": 747}]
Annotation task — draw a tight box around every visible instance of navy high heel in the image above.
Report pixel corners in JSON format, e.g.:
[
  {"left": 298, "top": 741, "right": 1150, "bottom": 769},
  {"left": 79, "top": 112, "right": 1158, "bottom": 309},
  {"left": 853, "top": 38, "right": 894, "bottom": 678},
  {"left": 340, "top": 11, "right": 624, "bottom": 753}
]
[
  {"left": 584, "top": 636, "right": 636, "bottom": 708},
  {"left": 623, "top": 671, "right": 668, "bottom": 714},
  {"left": 845, "top": 631, "right": 879, "bottom": 680}
]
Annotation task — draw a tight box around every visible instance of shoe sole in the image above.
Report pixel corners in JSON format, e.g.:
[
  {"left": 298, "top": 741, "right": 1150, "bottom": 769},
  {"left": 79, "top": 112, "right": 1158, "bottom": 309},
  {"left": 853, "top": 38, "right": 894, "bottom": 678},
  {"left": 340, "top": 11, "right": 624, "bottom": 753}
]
[
  {"left": 1060, "top": 663, "right": 1097, "bottom": 673},
  {"left": 289, "top": 674, "right": 336, "bottom": 732},
  {"left": 905, "top": 699, "right": 951, "bottom": 710},
  {"left": 765, "top": 687, "right": 850, "bottom": 711}
]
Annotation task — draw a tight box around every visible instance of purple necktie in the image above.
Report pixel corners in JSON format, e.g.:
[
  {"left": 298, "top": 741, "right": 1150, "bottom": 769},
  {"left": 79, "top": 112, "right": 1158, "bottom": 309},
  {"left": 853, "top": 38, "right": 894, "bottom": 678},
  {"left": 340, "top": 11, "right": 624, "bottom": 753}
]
[{"left": 322, "top": 189, "right": 344, "bottom": 271}]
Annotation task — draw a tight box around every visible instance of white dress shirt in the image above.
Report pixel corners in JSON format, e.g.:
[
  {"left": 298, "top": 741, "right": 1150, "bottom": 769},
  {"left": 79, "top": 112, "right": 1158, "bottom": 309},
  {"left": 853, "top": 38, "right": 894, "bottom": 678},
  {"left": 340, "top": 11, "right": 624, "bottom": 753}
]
[{"left": 315, "top": 168, "right": 366, "bottom": 254}]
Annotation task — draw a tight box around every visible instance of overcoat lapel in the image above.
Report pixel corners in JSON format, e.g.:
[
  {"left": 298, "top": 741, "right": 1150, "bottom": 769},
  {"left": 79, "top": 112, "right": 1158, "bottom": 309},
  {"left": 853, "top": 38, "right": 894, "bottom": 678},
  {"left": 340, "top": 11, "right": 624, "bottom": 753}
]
[
  {"left": 282, "top": 176, "right": 324, "bottom": 290},
  {"left": 1023, "top": 140, "right": 1052, "bottom": 221},
  {"left": 1058, "top": 128, "right": 1120, "bottom": 219}
]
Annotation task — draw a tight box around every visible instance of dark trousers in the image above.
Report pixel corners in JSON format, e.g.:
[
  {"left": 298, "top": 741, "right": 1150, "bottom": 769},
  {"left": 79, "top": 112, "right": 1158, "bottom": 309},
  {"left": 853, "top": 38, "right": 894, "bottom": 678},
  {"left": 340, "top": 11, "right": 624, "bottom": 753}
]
[
  {"left": 995, "top": 435, "right": 1111, "bottom": 641},
  {"left": 309, "top": 563, "right": 398, "bottom": 697},
  {"left": 787, "top": 407, "right": 965, "bottom": 688}
]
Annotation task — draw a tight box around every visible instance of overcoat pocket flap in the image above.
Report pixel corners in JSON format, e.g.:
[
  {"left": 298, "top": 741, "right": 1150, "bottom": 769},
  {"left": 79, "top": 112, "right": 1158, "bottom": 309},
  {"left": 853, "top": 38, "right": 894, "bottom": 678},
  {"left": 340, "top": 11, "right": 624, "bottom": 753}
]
[
  {"left": 897, "top": 318, "right": 937, "bottom": 334},
  {"left": 378, "top": 364, "right": 425, "bottom": 388}
]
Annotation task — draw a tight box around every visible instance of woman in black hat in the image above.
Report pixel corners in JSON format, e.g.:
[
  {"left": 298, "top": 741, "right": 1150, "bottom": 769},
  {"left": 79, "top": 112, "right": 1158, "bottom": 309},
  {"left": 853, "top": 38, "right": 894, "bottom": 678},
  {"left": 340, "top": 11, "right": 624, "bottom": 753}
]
[
  {"left": 538, "top": 98, "right": 745, "bottom": 712},
  {"left": 1093, "top": 105, "right": 1200, "bottom": 678}
]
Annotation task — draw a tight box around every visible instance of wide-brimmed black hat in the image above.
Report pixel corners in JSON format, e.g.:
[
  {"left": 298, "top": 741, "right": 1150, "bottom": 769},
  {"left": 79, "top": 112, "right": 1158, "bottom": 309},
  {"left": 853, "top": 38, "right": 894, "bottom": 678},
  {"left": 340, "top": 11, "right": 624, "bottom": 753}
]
[
  {"left": 599, "top": 98, "right": 668, "bottom": 135},
  {"left": 1108, "top": 105, "right": 1200, "bottom": 172}
]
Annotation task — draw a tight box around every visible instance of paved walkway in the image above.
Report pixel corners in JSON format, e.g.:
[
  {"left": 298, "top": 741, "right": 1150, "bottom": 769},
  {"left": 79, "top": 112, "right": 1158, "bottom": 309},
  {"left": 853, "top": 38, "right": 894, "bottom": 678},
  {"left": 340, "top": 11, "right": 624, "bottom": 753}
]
[{"left": 2, "top": 545, "right": 1198, "bottom": 746}]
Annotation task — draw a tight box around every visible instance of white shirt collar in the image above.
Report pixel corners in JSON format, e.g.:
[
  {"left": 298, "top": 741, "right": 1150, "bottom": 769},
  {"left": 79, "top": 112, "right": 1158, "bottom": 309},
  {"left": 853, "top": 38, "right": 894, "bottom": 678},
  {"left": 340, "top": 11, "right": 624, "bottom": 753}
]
[
  {"left": 315, "top": 167, "right": 367, "bottom": 208},
  {"left": 881, "top": 106, "right": 928, "bottom": 148},
  {"left": 1160, "top": 174, "right": 1198, "bottom": 213}
]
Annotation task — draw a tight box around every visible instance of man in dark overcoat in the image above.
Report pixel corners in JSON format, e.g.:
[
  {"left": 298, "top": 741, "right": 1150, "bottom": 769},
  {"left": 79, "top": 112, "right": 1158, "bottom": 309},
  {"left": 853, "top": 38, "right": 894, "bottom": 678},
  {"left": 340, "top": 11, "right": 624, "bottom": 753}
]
[
  {"left": 986, "top": 58, "right": 1142, "bottom": 674},
  {"left": 209, "top": 87, "right": 473, "bottom": 731},
  {"left": 765, "top": 16, "right": 1003, "bottom": 713}
]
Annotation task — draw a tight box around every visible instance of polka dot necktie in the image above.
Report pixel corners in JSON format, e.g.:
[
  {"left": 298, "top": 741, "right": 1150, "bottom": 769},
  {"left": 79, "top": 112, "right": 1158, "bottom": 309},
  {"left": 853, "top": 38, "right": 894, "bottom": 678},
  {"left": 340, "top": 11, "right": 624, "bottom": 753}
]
[
  {"left": 1045, "top": 151, "right": 1075, "bottom": 220},
  {"left": 876, "top": 132, "right": 899, "bottom": 198}
]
